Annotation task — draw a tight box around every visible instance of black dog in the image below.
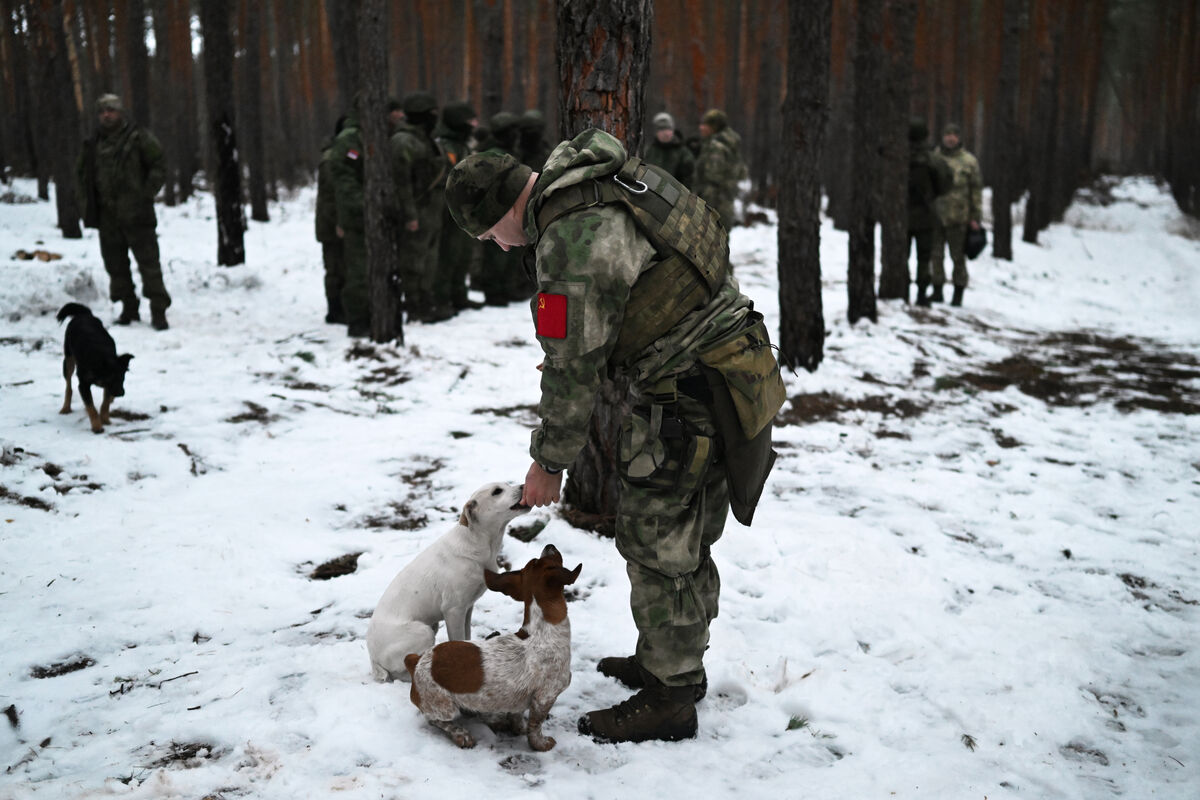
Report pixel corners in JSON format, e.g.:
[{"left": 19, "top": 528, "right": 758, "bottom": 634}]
[{"left": 57, "top": 303, "right": 133, "bottom": 433}]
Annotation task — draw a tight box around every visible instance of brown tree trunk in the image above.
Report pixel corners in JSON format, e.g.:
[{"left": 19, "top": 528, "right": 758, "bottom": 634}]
[
  {"left": 124, "top": 0, "right": 149, "bottom": 128},
  {"left": 29, "top": 0, "right": 83, "bottom": 236},
  {"left": 200, "top": 0, "right": 246, "bottom": 265},
  {"left": 325, "top": 0, "right": 359, "bottom": 114},
  {"left": 778, "top": 0, "right": 829, "bottom": 373},
  {"left": 242, "top": 0, "right": 269, "bottom": 222},
  {"left": 877, "top": 0, "right": 916, "bottom": 301},
  {"left": 555, "top": 0, "right": 653, "bottom": 533},
  {"left": 478, "top": 0, "right": 504, "bottom": 120},
  {"left": 357, "top": 0, "right": 403, "bottom": 344},
  {"left": 1022, "top": 0, "right": 1061, "bottom": 244},
  {"left": 991, "top": 0, "right": 1022, "bottom": 260},
  {"left": 847, "top": 0, "right": 882, "bottom": 324}
]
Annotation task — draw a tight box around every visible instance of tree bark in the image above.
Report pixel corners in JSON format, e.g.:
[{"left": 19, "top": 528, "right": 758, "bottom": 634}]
[
  {"left": 777, "top": 0, "right": 829, "bottom": 373},
  {"left": 29, "top": 0, "right": 83, "bottom": 237},
  {"left": 877, "top": 0, "right": 916, "bottom": 301},
  {"left": 478, "top": 0, "right": 504, "bottom": 120},
  {"left": 242, "top": 0, "right": 270, "bottom": 222},
  {"left": 200, "top": 0, "right": 246, "bottom": 265},
  {"left": 991, "top": 0, "right": 1022, "bottom": 260},
  {"left": 357, "top": 0, "right": 403, "bottom": 344},
  {"left": 125, "top": 0, "right": 149, "bottom": 128},
  {"left": 325, "top": 0, "right": 359, "bottom": 114},
  {"left": 847, "top": 0, "right": 882, "bottom": 324},
  {"left": 555, "top": 0, "right": 653, "bottom": 534}
]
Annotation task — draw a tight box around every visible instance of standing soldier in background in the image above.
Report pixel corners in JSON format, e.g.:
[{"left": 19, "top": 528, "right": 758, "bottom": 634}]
[
  {"left": 477, "top": 111, "right": 532, "bottom": 306},
  {"left": 329, "top": 110, "right": 368, "bottom": 337},
  {"left": 907, "top": 118, "right": 952, "bottom": 306},
  {"left": 77, "top": 93, "right": 172, "bottom": 330},
  {"left": 434, "top": 101, "right": 482, "bottom": 313},
  {"left": 693, "top": 108, "right": 747, "bottom": 240},
  {"left": 642, "top": 111, "right": 695, "bottom": 189},
  {"left": 517, "top": 109, "right": 552, "bottom": 172},
  {"left": 390, "top": 92, "right": 451, "bottom": 323},
  {"left": 315, "top": 116, "right": 347, "bottom": 324},
  {"left": 931, "top": 122, "right": 983, "bottom": 306}
]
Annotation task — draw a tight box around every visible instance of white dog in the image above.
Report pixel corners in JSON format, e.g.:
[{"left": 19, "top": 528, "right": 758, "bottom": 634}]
[{"left": 367, "top": 481, "right": 529, "bottom": 682}]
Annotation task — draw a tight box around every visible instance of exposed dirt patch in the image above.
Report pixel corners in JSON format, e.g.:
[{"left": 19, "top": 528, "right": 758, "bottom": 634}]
[
  {"left": 225, "top": 401, "right": 280, "bottom": 425},
  {"left": 30, "top": 656, "right": 95, "bottom": 679},
  {"left": 139, "top": 740, "right": 226, "bottom": 770},
  {"left": 778, "top": 392, "right": 929, "bottom": 425},
  {"left": 285, "top": 381, "right": 333, "bottom": 392},
  {"left": 108, "top": 408, "right": 151, "bottom": 421},
  {"left": 0, "top": 485, "right": 53, "bottom": 512},
  {"left": 359, "top": 365, "right": 411, "bottom": 386},
  {"left": 472, "top": 404, "right": 541, "bottom": 426},
  {"left": 309, "top": 553, "right": 362, "bottom": 580},
  {"left": 361, "top": 501, "right": 428, "bottom": 531}
]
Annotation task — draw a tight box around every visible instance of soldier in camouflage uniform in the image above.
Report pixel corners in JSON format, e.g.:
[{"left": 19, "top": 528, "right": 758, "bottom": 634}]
[
  {"left": 328, "top": 113, "right": 369, "bottom": 336},
  {"left": 391, "top": 92, "right": 451, "bottom": 323},
  {"left": 643, "top": 112, "right": 694, "bottom": 189},
  {"left": 476, "top": 111, "right": 533, "bottom": 306},
  {"left": 76, "top": 94, "right": 172, "bottom": 330},
  {"left": 316, "top": 116, "right": 347, "bottom": 324},
  {"left": 907, "top": 118, "right": 952, "bottom": 306},
  {"left": 931, "top": 122, "right": 983, "bottom": 306},
  {"left": 693, "top": 108, "right": 747, "bottom": 238},
  {"left": 446, "top": 129, "right": 784, "bottom": 743},
  {"left": 434, "top": 101, "right": 482, "bottom": 312}
]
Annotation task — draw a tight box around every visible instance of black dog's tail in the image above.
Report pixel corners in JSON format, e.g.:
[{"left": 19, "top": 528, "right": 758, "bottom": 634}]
[{"left": 56, "top": 303, "right": 93, "bottom": 323}]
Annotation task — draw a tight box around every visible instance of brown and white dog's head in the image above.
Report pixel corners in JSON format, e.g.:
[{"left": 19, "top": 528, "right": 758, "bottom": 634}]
[
  {"left": 458, "top": 481, "right": 529, "bottom": 530},
  {"left": 484, "top": 544, "right": 582, "bottom": 629}
]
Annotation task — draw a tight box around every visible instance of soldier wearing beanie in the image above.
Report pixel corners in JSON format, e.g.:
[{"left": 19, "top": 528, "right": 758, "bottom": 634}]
[
  {"left": 390, "top": 91, "right": 452, "bottom": 322},
  {"left": 694, "top": 108, "right": 747, "bottom": 239},
  {"left": 642, "top": 110, "right": 694, "bottom": 189},
  {"left": 931, "top": 122, "right": 983, "bottom": 306},
  {"left": 434, "top": 101, "right": 483, "bottom": 311},
  {"left": 76, "top": 93, "right": 172, "bottom": 330},
  {"left": 445, "top": 130, "right": 784, "bottom": 745}
]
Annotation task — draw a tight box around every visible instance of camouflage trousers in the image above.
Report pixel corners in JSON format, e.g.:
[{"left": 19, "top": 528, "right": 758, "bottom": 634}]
[
  {"left": 615, "top": 391, "right": 729, "bottom": 688},
  {"left": 931, "top": 221, "right": 969, "bottom": 288},
  {"left": 398, "top": 219, "right": 441, "bottom": 315},
  {"left": 99, "top": 221, "right": 170, "bottom": 312},
  {"left": 339, "top": 227, "right": 369, "bottom": 330}
]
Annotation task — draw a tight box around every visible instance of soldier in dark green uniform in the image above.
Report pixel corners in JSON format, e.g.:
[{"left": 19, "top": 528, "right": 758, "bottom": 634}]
[
  {"left": 476, "top": 111, "right": 532, "bottom": 306},
  {"left": 517, "top": 109, "right": 552, "bottom": 172},
  {"left": 328, "top": 113, "right": 368, "bottom": 336},
  {"left": 390, "top": 91, "right": 451, "bottom": 323},
  {"left": 316, "top": 116, "right": 347, "bottom": 324},
  {"left": 446, "top": 130, "right": 785, "bottom": 744},
  {"left": 434, "top": 101, "right": 482, "bottom": 312},
  {"left": 76, "top": 94, "right": 171, "bottom": 330},
  {"left": 907, "top": 118, "right": 952, "bottom": 306},
  {"left": 643, "top": 112, "right": 694, "bottom": 189},
  {"left": 694, "top": 108, "right": 747, "bottom": 237}
]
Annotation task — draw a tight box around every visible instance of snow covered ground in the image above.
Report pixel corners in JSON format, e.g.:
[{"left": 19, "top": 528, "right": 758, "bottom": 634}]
[{"left": 1, "top": 177, "right": 1198, "bottom": 800}]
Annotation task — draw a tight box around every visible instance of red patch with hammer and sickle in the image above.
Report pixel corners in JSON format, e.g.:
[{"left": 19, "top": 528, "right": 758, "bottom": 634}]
[{"left": 536, "top": 293, "right": 567, "bottom": 339}]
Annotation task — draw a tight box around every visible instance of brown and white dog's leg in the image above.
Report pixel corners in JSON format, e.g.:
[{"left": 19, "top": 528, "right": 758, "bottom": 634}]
[
  {"left": 60, "top": 356, "right": 75, "bottom": 414},
  {"left": 526, "top": 699, "right": 557, "bottom": 752},
  {"left": 79, "top": 384, "right": 103, "bottom": 433},
  {"left": 429, "top": 717, "right": 476, "bottom": 749}
]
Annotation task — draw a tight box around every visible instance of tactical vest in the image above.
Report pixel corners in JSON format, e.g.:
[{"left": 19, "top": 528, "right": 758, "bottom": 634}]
[{"left": 532, "top": 157, "right": 730, "bottom": 365}]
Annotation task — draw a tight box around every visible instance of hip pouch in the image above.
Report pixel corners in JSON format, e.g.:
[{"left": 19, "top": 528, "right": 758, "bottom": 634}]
[
  {"left": 619, "top": 404, "right": 715, "bottom": 502},
  {"left": 697, "top": 311, "right": 786, "bottom": 526}
]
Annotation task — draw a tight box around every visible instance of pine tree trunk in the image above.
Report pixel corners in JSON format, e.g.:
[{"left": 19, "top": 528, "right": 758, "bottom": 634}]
[
  {"left": 243, "top": 0, "right": 270, "bottom": 222},
  {"left": 357, "top": 0, "right": 403, "bottom": 344},
  {"left": 1022, "top": 1, "right": 1061, "bottom": 244},
  {"left": 778, "top": 0, "right": 829, "bottom": 373},
  {"left": 200, "top": 0, "right": 246, "bottom": 265},
  {"left": 325, "top": 0, "right": 359, "bottom": 114},
  {"left": 479, "top": 0, "right": 504, "bottom": 120},
  {"left": 30, "top": 0, "right": 83, "bottom": 237},
  {"left": 125, "top": 0, "right": 150, "bottom": 128},
  {"left": 847, "top": 0, "right": 882, "bottom": 324},
  {"left": 991, "top": 0, "right": 1022, "bottom": 260},
  {"left": 877, "top": 0, "right": 916, "bottom": 301},
  {"left": 555, "top": 0, "right": 653, "bottom": 534}
]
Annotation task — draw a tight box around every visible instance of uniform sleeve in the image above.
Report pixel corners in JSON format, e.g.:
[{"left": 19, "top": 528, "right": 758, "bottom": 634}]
[
  {"left": 140, "top": 129, "right": 166, "bottom": 199},
  {"left": 969, "top": 156, "right": 983, "bottom": 223},
  {"left": 389, "top": 133, "right": 418, "bottom": 224},
  {"left": 329, "top": 138, "right": 363, "bottom": 230},
  {"left": 528, "top": 206, "right": 654, "bottom": 470}
]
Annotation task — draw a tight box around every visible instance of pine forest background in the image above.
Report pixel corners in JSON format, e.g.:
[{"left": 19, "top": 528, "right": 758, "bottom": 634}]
[{"left": 1, "top": 0, "right": 1197, "bottom": 231}]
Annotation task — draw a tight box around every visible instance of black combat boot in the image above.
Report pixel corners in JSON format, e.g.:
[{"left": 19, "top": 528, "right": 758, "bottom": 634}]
[
  {"left": 916, "top": 282, "right": 931, "bottom": 307},
  {"left": 597, "top": 656, "right": 707, "bottom": 701},
  {"left": 150, "top": 307, "right": 169, "bottom": 331},
  {"left": 116, "top": 300, "right": 140, "bottom": 325},
  {"left": 951, "top": 286, "right": 965, "bottom": 307},
  {"left": 325, "top": 297, "right": 346, "bottom": 325},
  {"left": 578, "top": 682, "right": 700, "bottom": 744},
  {"left": 930, "top": 284, "right": 945, "bottom": 303}
]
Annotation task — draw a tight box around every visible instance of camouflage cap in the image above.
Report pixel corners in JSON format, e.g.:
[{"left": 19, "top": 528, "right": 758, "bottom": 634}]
[
  {"left": 445, "top": 151, "right": 533, "bottom": 237},
  {"left": 489, "top": 111, "right": 521, "bottom": 135},
  {"left": 653, "top": 111, "right": 675, "bottom": 130},
  {"left": 387, "top": 96, "right": 403, "bottom": 112},
  {"left": 96, "top": 93, "right": 123, "bottom": 112},
  {"left": 942, "top": 122, "right": 961, "bottom": 136},
  {"left": 442, "top": 100, "right": 477, "bottom": 132},
  {"left": 518, "top": 109, "right": 546, "bottom": 132},
  {"left": 701, "top": 108, "right": 727, "bottom": 131},
  {"left": 402, "top": 91, "right": 437, "bottom": 115}
]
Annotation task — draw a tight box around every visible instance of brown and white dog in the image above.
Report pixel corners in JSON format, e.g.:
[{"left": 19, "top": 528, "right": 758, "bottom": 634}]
[{"left": 404, "top": 544, "right": 582, "bottom": 751}]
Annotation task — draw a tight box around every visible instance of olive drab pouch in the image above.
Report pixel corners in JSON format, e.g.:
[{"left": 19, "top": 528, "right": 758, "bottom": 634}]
[{"left": 619, "top": 404, "right": 715, "bottom": 501}]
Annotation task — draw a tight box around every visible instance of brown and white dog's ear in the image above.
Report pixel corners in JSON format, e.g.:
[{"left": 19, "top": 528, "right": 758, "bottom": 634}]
[
  {"left": 549, "top": 564, "right": 582, "bottom": 587},
  {"left": 484, "top": 568, "right": 524, "bottom": 600},
  {"left": 459, "top": 499, "right": 478, "bottom": 527}
]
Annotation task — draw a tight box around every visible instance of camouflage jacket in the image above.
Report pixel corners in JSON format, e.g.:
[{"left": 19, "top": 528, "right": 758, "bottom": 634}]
[
  {"left": 934, "top": 145, "right": 983, "bottom": 226},
  {"left": 315, "top": 137, "right": 339, "bottom": 242},
  {"left": 434, "top": 124, "right": 473, "bottom": 170},
  {"left": 643, "top": 134, "right": 695, "bottom": 190},
  {"left": 328, "top": 117, "right": 365, "bottom": 232},
  {"left": 694, "top": 127, "right": 746, "bottom": 208},
  {"left": 389, "top": 123, "right": 447, "bottom": 226},
  {"left": 521, "top": 128, "right": 752, "bottom": 471},
  {"left": 76, "top": 121, "right": 165, "bottom": 229}
]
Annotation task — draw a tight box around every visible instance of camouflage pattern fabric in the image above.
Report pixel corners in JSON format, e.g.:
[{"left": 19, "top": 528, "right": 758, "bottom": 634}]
[
  {"left": 931, "top": 222, "right": 969, "bottom": 288},
  {"left": 934, "top": 145, "right": 983, "bottom": 226},
  {"left": 643, "top": 135, "right": 695, "bottom": 190},
  {"left": 315, "top": 138, "right": 340, "bottom": 243},
  {"left": 328, "top": 118, "right": 368, "bottom": 328},
  {"left": 694, "top": 127, "right": 746, "bottom": 232}
]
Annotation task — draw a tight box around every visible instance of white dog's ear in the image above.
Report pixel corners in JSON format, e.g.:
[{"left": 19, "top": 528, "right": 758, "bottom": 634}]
[
  {"left": 484, "top": 568, "right": 523, "bottom": 600},
  {"left": 459, "top": 499, "right": 478, "bottom": 527}
]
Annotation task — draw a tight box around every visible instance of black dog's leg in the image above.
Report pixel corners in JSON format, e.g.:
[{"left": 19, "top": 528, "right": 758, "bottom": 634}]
[
  {"left": 100, "top": 388, "right": 113, "bottom": 425},
  {"left": 60, "top": 356, "right": 75, "bottom": 414},
  {"left": 79, "top": 382, "right": 103, "bottom": 433}
]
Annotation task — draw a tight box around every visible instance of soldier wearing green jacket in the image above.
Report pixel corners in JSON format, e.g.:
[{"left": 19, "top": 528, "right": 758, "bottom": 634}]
[
  {"left": 693, "top": 108, "right": 747, "bottom": 237},
  {"left": 642, "top": 112, "right": 694, "bottom": 189},
  {"left": 908, "top": 118, "right": 953, "bottom": 306},
  {"left": 76, "top": 94, "right": 171, "bottom": 330},
  {"left": 931, "top": 122, "right": 983, "bottom": 306},
  {"left": 391, "top": 92, "right": 451, "bottom": 323},
  {"left": 316, "top": 116, "right": 347, "bottom": 324},
  {"left": 446, "top": 129, "right": 784, "bottom": 744},
  {"left": 328, "top": 114, "right": 369, "bottom": 336},
  {"left": 434, "top": 101, "right": 482, "bottom": 312}
]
